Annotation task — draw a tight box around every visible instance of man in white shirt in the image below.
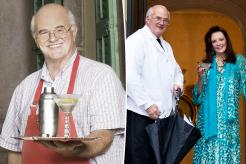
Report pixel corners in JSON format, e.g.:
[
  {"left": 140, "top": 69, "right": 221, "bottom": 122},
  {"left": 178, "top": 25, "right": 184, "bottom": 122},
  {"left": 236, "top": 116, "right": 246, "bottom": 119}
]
[
  {"left": 0, "top": 3, "right": 125, "bottom": 164},
  {"left": 125, "top": 5, "right": 184, "bottom": 164}
]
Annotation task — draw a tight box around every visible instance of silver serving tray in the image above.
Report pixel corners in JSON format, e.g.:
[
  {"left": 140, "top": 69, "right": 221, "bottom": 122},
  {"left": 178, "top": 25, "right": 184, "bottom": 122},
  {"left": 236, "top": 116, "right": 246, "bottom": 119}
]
[{"left": 12, "top": 136, "right": 98, "bottom": 142}]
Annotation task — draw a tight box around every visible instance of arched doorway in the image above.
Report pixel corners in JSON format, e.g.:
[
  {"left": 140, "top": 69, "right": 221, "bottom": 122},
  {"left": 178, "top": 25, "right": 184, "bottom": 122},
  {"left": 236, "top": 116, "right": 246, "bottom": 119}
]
[{"left": 163, "top": 9, "right": 245, "bottom": 163}]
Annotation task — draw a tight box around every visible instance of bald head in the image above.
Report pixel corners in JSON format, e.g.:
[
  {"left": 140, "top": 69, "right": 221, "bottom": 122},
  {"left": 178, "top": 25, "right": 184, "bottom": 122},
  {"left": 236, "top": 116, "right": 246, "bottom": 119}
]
[
  {"left": 30, "top": 3, "right": 78, "bottom": 65},
  {"left": 146, "top": 5, "right": 170, "bottom": 21},
  {"left": 31, "top": 3, "right": 76, "bottom": 36},
  {"left": 145, "top": 5, "right": 170, "bottom": 37}
]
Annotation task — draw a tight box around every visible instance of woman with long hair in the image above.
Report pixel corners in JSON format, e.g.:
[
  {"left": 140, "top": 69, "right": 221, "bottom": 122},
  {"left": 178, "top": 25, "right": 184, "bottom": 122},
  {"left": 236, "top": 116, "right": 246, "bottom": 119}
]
[{"left": 192, "top": 25, "right": 246, "bottom": 163}]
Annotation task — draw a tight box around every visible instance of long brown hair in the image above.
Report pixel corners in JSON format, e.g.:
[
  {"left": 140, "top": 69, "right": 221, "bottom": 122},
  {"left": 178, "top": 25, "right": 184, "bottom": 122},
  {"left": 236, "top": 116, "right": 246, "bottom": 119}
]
[{"left": 203, "top": 25, "right": 236, "bottom": 63}]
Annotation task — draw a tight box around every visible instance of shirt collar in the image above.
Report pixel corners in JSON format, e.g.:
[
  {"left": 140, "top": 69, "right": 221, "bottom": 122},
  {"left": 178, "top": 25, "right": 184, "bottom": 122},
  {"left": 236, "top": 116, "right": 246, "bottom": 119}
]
[
  {"left": 143, "top": 25, "right": 164, "bottom": 40},
  {"left": 40, "top": 49, "right": 78, "bottom": 82}
]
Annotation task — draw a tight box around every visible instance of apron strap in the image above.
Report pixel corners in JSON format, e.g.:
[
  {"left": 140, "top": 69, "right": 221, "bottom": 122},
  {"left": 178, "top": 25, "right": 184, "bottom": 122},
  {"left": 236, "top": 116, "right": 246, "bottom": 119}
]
[
  {"left": 67, "top": 54, "right": 80, "bottom": 94},
  {"left": 57, "top": 53, "right": 80, "bottom": 137},
  {"left": 33, "top": 79, "right": 44, "bottom": 106}
]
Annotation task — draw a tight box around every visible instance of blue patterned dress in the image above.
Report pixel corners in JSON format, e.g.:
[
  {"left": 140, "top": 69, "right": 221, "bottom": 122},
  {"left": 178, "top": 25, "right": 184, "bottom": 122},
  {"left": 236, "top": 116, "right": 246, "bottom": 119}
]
[{"left": 192, "top": 55, "right": 246, "bottom": 164}]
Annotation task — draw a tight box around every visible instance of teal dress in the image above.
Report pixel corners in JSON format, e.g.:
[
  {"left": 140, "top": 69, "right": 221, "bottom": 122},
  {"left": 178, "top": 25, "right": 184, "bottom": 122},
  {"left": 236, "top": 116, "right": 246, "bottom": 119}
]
[{"left": 192, "top": 55, "right": 246, "bottom": 163}]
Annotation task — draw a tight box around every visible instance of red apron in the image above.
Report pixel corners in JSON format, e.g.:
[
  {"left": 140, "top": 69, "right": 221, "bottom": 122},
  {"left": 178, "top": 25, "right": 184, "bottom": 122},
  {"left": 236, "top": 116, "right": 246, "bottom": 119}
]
[{"left": 22, "top": 54, "right": 89, "bottom": 164}]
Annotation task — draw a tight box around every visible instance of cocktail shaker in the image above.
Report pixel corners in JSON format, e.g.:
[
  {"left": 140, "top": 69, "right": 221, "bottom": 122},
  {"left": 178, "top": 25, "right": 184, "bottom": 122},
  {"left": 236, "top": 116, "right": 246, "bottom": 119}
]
[{"left": 39, "top": 87, "right": 59, "bottom": 137}]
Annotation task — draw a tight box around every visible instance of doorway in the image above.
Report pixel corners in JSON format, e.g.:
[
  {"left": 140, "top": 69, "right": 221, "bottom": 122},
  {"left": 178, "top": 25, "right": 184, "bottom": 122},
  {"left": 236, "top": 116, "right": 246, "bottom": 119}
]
[{"left": 163, "top": 10, "right": 245, "bottom": 163}]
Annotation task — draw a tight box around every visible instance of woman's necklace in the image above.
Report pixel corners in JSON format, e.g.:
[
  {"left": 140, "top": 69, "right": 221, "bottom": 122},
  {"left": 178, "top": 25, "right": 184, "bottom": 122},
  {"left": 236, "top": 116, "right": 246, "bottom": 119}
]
[{"left": 216, "top": 55, "right": 225, "bottom": 73}]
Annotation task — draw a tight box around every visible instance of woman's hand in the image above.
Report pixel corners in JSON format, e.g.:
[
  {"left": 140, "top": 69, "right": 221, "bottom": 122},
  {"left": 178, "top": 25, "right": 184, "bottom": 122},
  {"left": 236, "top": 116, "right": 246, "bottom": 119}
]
[
  {"left": 197, "top": 63, "right": 206, "bottom": 80},
  {"left": 197, "top": 63, "right": 210, "bottom": 93}
]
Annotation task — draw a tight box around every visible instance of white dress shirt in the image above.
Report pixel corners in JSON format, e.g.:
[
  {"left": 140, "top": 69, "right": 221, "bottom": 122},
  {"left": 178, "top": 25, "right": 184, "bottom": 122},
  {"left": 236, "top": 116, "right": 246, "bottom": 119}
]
[{"left": 126, "top": 25, "right": 183, "bottom": 118}]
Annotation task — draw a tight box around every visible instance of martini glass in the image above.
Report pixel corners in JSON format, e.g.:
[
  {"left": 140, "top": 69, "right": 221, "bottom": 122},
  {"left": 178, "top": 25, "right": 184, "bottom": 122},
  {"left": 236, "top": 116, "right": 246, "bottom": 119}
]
[{"left": 53, "top": 94, "right": 79, "bottom": 138}]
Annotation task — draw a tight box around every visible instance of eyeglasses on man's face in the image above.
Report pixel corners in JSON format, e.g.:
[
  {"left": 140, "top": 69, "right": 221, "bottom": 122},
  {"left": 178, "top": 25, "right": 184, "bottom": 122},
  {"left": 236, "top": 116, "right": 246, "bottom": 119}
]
[
  {"left": 37, "top": 25, "right": 72, "bottom": 42},
  {"left": 151, "top": 16, "right": 170, "bottom": 25}
]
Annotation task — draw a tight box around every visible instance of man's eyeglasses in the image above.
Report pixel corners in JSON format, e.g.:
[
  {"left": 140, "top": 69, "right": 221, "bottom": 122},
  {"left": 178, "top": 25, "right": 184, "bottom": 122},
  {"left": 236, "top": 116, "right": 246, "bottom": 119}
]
[
  {"left": 37, "top": 25, "right": 72, "bottom": 42},
  {"left": 151, "top": 16, "right": 170, "bottom": 25}
]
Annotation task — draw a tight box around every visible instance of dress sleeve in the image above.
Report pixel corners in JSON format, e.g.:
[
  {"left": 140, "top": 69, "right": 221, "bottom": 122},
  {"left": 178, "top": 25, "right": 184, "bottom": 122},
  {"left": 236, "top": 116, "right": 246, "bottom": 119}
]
[
  {"left": 192, "top": 83, "right": 203, "bottom": 105},
  {"left": 237, "top": 55, "right": 246, "bottom": 100}
]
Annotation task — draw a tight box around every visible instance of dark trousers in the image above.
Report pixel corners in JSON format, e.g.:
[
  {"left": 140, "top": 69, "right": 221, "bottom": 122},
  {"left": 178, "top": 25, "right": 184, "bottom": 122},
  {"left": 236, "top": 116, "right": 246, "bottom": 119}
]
[{"left": 124, "top": 110, "right": 157, "bottom": 164}]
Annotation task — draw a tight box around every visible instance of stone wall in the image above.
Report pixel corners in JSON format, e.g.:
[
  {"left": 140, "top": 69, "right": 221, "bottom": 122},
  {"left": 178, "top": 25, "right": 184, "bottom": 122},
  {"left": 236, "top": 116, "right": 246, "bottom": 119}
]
[{"left": 0, "top": 1, "right": 35, "bottom": 163}]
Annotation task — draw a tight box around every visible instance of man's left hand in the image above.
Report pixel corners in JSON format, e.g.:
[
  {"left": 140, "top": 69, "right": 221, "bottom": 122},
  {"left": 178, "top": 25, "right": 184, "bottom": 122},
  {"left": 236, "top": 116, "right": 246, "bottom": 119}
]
[{"left": 35, "top": 140, "right": 85, "bottom": 157}]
